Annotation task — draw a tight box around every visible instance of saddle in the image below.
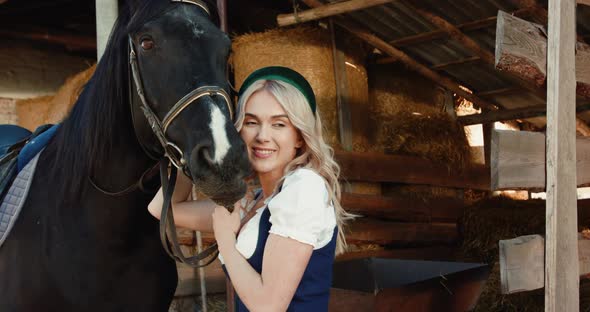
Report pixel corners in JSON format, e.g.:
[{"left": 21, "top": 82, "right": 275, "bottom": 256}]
[
  {"left": 0, "top": 124, "right": 56, "bottom": 201},
  {"left": 0, "top": 124, "right": 58, "bottom": 248}
]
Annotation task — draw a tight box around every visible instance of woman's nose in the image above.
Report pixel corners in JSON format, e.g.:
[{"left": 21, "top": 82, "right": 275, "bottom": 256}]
[{"left": 256, "top": 124, "right": 271, "bottom": 142}]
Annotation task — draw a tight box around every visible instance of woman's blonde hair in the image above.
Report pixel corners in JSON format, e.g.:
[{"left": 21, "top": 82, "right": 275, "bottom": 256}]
[{"left": 235, "top": 79, "right": 351, "bottom": 255}]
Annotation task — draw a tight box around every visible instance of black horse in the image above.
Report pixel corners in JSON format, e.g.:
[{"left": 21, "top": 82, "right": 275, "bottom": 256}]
[{"left": 0, "top": 1, "right": 250, "bottom": 311}]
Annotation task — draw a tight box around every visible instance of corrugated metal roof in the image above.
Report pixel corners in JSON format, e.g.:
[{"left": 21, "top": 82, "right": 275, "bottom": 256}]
[{"left": 322, "top": 0, "right": 590, "bottom": 124}]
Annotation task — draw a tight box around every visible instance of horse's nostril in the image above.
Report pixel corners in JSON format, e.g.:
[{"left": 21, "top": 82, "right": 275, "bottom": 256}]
[
  {"left": 192, "top": 143, "right": 216, "bottom": 168},
  {"left": 200, "top": 147, "right": 215, "bottom": 167}
]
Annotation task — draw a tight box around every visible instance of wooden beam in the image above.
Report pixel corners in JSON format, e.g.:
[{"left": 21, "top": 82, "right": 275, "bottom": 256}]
[
  {"left": 277, "top": 0, "right": 392, "bottom": 27},
  {"left": 491, "top": 130, "right": 590, "bottom": 190},
  {"left": 0, "top": 27, "right": 96, "bottom": 51},
  {"left": 545, "top": 0, "right": 579, "bottom": 308},
  {"left": 405, "top": 3, "right": 495, "bottom": 65},
  {"left": 429, "top": 56, "right": 481, "bottom": 70},
  {"left": 495, "top": 10, "right": 590, "bottom": 99},
  {"left": 301, "top": 0, "right": 500, "bottom": 111},
  {"left": 182, "top": 218, "right": 459, "bottom": 247},
  {"left": 509, "top": 0, "right": 549, "bottom": 25},
  {"left": 347, "top": 219, "right": 458, "bottom": 245},
  {"left": 334, "top": 150, "right": 490, "bottom": 190},
  {"left": 388, "top": 7, "right": 534, "bottom": 47},
  {"left": 341, "top": 192, "right": 463, "bottom": 222},
  {"left": 460, "top": 106, "right": 546, "bottom": 125},
  {"left": 457, "top": 103, "right": 590, "bottom": 125},
  {"left": 476, "top": 87, "right": 521, "bottom": 97},
  {"left": 499, "top": 234, "right": 590, "bottom": 294},
  {"left": 409, "top": 5, "right": 552, "bottom": 114},
  {"left": 579, "top": 0, "right": 590, "bottom": 6},
  {"left": 336, "top": 246, "right": 457, "bottom": 262}
]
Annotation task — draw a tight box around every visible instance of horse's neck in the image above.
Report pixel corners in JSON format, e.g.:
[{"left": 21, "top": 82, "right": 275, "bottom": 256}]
[{"left": 91, "top": 132, "right": 156, "bottom": 195}]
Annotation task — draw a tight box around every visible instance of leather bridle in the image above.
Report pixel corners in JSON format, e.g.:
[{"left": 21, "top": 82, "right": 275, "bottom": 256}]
[{"left": 128, "top": 0, "right": 228, "bottom": 268}]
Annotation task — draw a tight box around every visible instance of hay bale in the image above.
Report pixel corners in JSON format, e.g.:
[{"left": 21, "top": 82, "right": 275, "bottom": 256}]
[
  {"left": 367, "top": 63, "right": 471, "bottom": 170},
  {"left": 461, "top": 198, "right": 546, "bottom": 311},
  {"left": 15, "top": 64, "right": 95, "bottom": 131},
  {"left": 473, "top": 262, "right": 544, "bottom": 312},
  {"left": 15, "top": 95, "right": 53, "bottom": 131},
  {"left": 368, "top": 63, "right": 472, "bottom": 201},
  {"left": 460, "top": 196, "right": 590, "bottom": 311},
  {"left": 232, "top": 26, "right": 368, "bottom": 150},
  {"left": 43, "top": 64, "right": 96, "bottom": 124},
  {"left": 461, "top": 196, "right": 546, "bottom": 264},
  {"left": 474, "top": 264, "right": 590, "bottom": 311}
]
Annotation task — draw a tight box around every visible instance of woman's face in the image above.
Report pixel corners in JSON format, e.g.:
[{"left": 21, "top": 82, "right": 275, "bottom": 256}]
[{"left": 240, "top": 89, "right": 303, "bottom": 178}]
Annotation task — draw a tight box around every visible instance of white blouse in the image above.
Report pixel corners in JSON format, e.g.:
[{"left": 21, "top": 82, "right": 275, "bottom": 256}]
[{"left": 220, "top": 168, "right": 337, "bottom": 263}]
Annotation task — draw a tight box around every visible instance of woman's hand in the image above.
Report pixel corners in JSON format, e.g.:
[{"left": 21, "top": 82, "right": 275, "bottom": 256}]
[{"left": 212, "top": 203, "right": 242, "bottom": 251}]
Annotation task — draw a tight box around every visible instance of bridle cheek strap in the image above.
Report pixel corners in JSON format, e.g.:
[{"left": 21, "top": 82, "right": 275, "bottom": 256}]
[{"left": 128, "top": 37, "right": 233, "bottom": 170}]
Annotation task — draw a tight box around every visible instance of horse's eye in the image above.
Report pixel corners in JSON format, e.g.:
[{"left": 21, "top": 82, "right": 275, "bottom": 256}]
[{"left": 141, "top": 39, "right": 154, "bottom": 50}]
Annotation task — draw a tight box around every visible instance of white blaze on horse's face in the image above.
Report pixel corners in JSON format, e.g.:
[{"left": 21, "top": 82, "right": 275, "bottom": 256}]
[{"left": 209, "top": 104, "right": 230, "bottom": 164}]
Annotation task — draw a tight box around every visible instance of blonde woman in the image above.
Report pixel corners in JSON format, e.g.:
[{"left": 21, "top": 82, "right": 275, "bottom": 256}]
[{"left": 148, "top": 66, "right": 349, "bottom": 311}]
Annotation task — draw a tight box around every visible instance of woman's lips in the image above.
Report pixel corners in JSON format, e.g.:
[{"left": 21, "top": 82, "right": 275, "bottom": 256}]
[{"left": 252, "top": 147, "right": 275, "bottom": 159}]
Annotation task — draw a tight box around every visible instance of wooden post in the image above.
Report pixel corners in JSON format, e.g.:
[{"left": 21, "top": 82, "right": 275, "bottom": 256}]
[
  {"left": 277, "top": 0, "right": 392, "bottom": 27},
  {"left": 329, "top": 20, "right": 353, "bottom": 151},
  {"left": 217, "top": 0, "right": 228, "bottom": 32},
  {"left": 482, "top": 122, "right": 493, "bottom": 167},
  {"left": 545, "top": 0, "right": 579, "bottom": 310},
  {"left": 95, "top": 0, "right": 118, "bottom": 61},
  {"left": 441, "top": 89, "right": 457, "bottom": 120}
]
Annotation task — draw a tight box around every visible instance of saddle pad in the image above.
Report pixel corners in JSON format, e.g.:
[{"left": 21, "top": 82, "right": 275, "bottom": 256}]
[
  {"left": 0, "top": 151, "right": 40, "bottom": 249},
  {"left": 18, "top": 124, "right": 58, "bottom": 172}
]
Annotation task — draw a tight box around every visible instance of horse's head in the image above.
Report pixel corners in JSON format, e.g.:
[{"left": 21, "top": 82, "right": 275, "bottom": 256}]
[{"left": 128, "top": 0, "right": 251, "bottom": 206}]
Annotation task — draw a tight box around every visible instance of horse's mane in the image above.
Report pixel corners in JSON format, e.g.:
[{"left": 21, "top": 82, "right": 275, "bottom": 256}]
[{"left": 50, "top": 0, "right": 173, "bottom": 204}]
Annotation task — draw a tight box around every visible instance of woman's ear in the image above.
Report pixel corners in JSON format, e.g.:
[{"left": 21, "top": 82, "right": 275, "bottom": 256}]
[{"left": 295, "top": 133, "right": 304, "bottom": 149}]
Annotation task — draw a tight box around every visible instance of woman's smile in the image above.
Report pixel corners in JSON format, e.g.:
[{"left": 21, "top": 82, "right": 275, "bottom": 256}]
[{"left": 252, "top": 147, "right": 276, "bottom": 159}]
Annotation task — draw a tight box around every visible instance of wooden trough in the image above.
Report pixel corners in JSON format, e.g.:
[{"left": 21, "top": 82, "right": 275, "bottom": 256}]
[{"left": 329, "top": 258, "right": 490, "bottom": 312}]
